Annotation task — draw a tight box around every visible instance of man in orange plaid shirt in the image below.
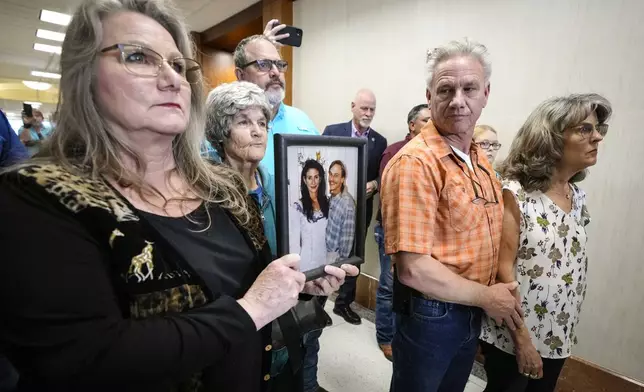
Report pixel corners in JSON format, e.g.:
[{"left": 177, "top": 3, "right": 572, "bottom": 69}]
[{"left": 381, "top": 39, "right": 523, "bottom": 392}]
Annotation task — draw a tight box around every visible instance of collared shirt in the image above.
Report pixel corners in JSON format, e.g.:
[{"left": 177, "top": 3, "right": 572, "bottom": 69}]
[
  {"left": 351, "top": 120, "right": 370, "bottom": 139},
  {"left": 249, "top": 167, "right": 277, "bottom": 257},
  {"left": 263, "top": 103, "right": 319, "bottom": 176},
  {"left": 381, "top": 122, "right": 504, "bottom": 286},
  {"left": 326, "top": 188, "right": 356, "bottom": 259},
  {"left": 376, "top": 132, "right": 413, "bottom": 223}
]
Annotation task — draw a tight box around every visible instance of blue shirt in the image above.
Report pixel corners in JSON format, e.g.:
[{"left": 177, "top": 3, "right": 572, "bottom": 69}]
[
  {"left": 262, "top": 103, "right": 319, "bottom": 176},
  {"left": 0, "top": 112, "right": 29, "bottom": 167},
  {"left": 249, "top": 166, "right": 278, "bottom": 257},
  {"left": 17, "top": 125, "right": 53, "bottom": 157}
]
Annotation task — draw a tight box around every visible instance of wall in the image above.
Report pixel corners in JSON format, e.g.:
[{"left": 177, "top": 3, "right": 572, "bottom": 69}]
[
  {"left": 292, "top": 0, "right": 644, "bottom": 382},
  {"left": 201, "top": 48, "right": 237, "bottom": 89}
]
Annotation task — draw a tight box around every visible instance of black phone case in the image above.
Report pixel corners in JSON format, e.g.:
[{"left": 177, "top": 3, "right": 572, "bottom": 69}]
[{"left": 277, "top": 26, "right": 303, "bottom": 47}]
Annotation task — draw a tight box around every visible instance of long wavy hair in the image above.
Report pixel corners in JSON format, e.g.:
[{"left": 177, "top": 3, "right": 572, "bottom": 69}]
[
  {"left": 498, "top": 93, "right": 612, "bottom": 192},
  {"left": 10, "top": 0, "right": 250, "bottom": 224},
  {"left": 300, "top": 159, "right": 329, "bottom": 222}
]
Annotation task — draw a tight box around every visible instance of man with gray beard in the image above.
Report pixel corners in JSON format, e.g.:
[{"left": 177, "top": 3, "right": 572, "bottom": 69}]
[{"left": 233, "top": 34, "right": 319, "bottom": 177}]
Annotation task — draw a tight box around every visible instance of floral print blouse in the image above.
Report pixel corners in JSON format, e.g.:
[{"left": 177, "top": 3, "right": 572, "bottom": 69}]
[{"left": 480, "top": 180, "right": 591, "bottom": 359}]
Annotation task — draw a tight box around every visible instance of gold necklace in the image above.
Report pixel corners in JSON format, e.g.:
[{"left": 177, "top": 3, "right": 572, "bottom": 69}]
[{"left": 551, "top": 185, "right": 571, "bottom": 200}]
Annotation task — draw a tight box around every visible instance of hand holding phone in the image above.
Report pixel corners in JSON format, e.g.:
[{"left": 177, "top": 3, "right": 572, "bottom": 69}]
[
  {"left": 263, "top": 19, "right": 303, "bottom": 47},
  {"left": 264, "top": 19, "right": 289, "bottom": 46},
  {"left": 23, "top": 103, "right": 33, "bottom": 118}
]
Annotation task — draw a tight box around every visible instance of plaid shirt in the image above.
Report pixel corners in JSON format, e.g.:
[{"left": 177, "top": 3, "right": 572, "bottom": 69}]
[
  {"left": 326, "top": 189, "right": 356, "bottom": 258},
  {"left": 381, "top": 122, "right": 504, "bottom": 286}
]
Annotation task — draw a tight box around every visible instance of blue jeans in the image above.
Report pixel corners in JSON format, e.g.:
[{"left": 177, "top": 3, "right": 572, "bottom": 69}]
[
  {"left": 374, "top": 222, "right": 395, "bottom": 345},
  {"left": 390, "top": 297, "right": 482, "bottom": 392},
  {"left": 302, "top": 328, "right": 323, "bottom": 392}
]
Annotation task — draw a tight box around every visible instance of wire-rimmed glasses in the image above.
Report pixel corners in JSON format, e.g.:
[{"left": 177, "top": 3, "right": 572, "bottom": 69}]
[{"left": 100, "top": 43, "right": 202, "bottom": 84}]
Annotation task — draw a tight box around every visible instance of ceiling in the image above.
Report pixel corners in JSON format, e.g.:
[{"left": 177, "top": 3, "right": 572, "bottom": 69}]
[{"left": 0, "top": 0, "right": 259, "bottom": 118}]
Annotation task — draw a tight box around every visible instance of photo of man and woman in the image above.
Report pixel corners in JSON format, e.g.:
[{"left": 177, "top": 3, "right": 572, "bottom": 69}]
[{"left": 286, "top": 145, "right": 362, "bottom": 276}]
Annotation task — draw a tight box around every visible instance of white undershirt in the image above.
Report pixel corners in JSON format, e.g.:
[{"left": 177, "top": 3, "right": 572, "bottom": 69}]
[{"left": 450, "top": 145, "right": 474, "bottom": 171}]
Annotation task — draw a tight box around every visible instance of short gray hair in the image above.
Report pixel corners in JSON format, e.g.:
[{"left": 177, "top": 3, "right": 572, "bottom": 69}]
[
  {"left": 233, "top": 34, "right": 275, "bottom": 69},
  {"left": 499, "top": 93, "right": 613, "bottom": 192},
  {"left": 426, "top": 38, "right": 491, "bottom": 88},
  {"left": 205, "top": 81, "right": 272, "bottom": 158}
]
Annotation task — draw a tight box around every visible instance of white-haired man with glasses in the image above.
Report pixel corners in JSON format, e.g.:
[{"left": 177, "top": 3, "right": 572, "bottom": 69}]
[{"left": 380, "top": 38, "right": 523, "bottom": 392}]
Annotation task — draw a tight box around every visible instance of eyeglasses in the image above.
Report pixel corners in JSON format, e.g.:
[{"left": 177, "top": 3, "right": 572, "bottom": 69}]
[
  {"left": 569, "top": 123, "right": 608, "bottom": 139},
  {"left": 476, "top": 141, "right": 502, "bottom": 151},
  {"left": 100, "top": 44, "right": 202, "bottom": 84},
  {"left": 242, "top": 59, "right": 288, "bottom": 73},
  {"left": 470, "top": 166, "right": 499, "bottom": 206},
  {"left": 455, "top": 155, "right": 499, "bottom": 206}
]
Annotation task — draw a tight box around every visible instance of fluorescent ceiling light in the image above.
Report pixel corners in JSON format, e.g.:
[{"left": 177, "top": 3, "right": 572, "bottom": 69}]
[
  {"left": 34, "top": 43, "right": 62, "bottom": 55},
  {"left": 31, "top": 70, "right": 61, "bottom": 79},
  {"left": 36, "top": 29, "right": 65, "bottom": 42},
  {"left": 22, "top": 81, "right": 52, "bottom": 91},
  {"left": 39, "top": 10, "right": 71, "bottom": 26},
  {"left": 23, "top": 101, "right": 42, "bottom": 108}
]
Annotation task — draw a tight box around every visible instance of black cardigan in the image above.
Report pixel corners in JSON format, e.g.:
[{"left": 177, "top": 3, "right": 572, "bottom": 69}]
[{"left": 0, "top": 163, "right": 299, "bottom": 392}]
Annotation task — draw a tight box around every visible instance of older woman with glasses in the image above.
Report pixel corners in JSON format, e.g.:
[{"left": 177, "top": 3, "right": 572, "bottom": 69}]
[
  {"left": 479, "top": 93, "right": 612, "bottom": 392},
  {"left": 0, "top": 1, "right": 344, "bottom": 391}
]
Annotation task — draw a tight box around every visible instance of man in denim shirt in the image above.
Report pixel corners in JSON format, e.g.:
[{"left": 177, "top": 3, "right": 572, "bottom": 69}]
[{"left": 326, "top": 160, "right": 356, "bottom": 261}]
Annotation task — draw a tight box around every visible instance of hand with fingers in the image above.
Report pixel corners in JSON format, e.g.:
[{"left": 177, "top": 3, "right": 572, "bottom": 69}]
[
  {"left": 263, "top": 19, "right": 290, "bottom": 47},
  {"left": 481, "top": 281, "right": 524, "bottom": 331},
  {"left": 302, "top": 264, "right": 360, "bottom": 296},
  {"left": 515, "top": 331, "right": 544, "bottom": 380},
  {"left": 237, "top": 254, "right": 305, "bottom": 330}
]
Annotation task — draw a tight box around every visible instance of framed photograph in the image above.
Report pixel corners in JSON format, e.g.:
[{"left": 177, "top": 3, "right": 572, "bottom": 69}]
[{"left": 275, "top": 134, "right": 368, "bottom": 281}]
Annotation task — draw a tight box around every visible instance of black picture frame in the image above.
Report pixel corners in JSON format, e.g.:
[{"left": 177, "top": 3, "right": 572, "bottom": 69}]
[{"left": 275, "top": 134, "right": 368, "bottom": 281}]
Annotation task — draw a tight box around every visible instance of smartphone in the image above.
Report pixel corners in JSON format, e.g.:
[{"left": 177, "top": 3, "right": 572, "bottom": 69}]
[
  {"left": 23, "top": 103, "right": 33, "bottom": 118},
  {"left": 276, "top": 25, "right": 303, "bottom": 47}
]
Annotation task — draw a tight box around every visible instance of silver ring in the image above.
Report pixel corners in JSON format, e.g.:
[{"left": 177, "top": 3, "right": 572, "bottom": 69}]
[
  {"left": 522, "top": 372, "right": 531, "bottom": 378},
  {"left": 529, "top": 374, "right": 539, "bottom": 379}
]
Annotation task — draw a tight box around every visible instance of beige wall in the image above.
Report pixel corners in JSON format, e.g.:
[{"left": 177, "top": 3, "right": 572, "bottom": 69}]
[{"left": 292, "top": 0, "right": 644, "bottom": 382}]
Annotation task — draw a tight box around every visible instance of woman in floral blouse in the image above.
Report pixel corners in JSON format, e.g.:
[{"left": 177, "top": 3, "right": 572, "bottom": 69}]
[{"left": 480, "top": 93, "right": 612, "bottom": 392}]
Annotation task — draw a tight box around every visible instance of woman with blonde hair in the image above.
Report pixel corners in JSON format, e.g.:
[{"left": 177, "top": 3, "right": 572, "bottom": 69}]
[
  {"left": 480, "top": 93, "right": 612, "bottom": 392},
  {"left": 473, "top": 124, "right": 502, "bottom": 165},
  {"left": 0, "top": 1, "right": 351, "bottom": 391}
]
